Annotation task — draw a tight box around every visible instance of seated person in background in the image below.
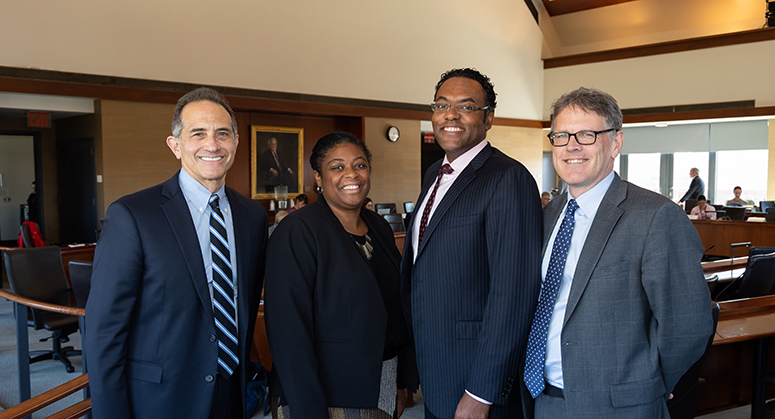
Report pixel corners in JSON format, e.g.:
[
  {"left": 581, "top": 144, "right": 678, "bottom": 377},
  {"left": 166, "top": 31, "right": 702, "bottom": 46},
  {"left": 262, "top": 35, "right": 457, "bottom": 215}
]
[
  {"left": 690, "top": 195, "right": 716, "bottom": 220},
  {"left": 288, "top": 194, "right": 308, "bottom": 213},
  {"left": 268, "top": 210, "right": 289, "bottom": 237},
  {"left": 362, "top": 197, "right": 374, "bottom": 211},
  {"left": 541, "top": 191, "right": 551, "bottom": 207},
  {"left": 725, "top": 186, "right": 748, "bottom": 206}
]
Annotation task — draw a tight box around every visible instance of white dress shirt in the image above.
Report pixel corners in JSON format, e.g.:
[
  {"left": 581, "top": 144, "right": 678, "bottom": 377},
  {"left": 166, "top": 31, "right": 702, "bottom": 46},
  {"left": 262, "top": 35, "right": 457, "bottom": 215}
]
[{"left": 543, "top": 170, "right": 615, "bottom": 388}]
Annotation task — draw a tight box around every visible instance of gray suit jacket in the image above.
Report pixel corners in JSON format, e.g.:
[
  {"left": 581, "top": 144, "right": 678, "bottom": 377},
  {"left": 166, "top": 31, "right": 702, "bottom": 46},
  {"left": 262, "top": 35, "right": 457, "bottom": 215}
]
[{"left": 526, "top": 173, "right": 712, "bottom": 418}]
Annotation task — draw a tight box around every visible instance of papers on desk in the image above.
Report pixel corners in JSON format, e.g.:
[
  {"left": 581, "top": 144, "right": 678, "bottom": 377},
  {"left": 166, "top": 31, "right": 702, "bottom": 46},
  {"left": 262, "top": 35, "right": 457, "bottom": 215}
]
[
  {"left": 747, "top": 217, "right": 766, "bottom": 222},
  {"left": 688, "top": 214, "right": 699, "bottom": 220}
]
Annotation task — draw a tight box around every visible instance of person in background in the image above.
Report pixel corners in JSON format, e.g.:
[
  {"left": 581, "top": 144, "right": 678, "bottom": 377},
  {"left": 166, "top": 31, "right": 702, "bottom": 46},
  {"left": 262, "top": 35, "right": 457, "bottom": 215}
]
[
  {"left": 26, "top": 181, "right": 37, "bottom": 223},
  {"left": 86, "top": 87, "right": 267, "bottom": 419},
  {"left": 725, "top": 186, "right": 748, "bottom": 206},
  {"left": 265, "top": 132, "right": 418, "bottom": 418},
  {"left": 690, "top": 195, "right": 716, "bottom": 220},
  {"left": 678, "top": 167, "right": 704, "bottom": 204},
  {"left": 522, "top": 87, "right": 711, "bottom": 418},
  {"left": 541, "top": 191, "right": 551, "bottom": 207},
  {"left": 363, "top": 197, "right": 374, "bottom": 211},
  {"left": 268, "top": 210, "right": 289, "bottom": 237},
  {"left": 287, "top": 194, "right": 307, "bottom": 213}
]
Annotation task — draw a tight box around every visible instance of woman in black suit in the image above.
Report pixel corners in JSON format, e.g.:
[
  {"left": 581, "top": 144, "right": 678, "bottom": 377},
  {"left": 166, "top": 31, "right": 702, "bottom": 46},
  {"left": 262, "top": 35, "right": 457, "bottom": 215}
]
[{"left": 264, "top": 132, "right": 418, "bottom": 418}]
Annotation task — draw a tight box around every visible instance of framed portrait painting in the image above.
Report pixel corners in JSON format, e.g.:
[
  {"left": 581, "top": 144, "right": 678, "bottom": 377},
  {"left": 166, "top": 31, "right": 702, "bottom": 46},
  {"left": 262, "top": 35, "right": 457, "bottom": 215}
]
[{"left": 251, "top": 125, "right": 304, "bottom": 200}]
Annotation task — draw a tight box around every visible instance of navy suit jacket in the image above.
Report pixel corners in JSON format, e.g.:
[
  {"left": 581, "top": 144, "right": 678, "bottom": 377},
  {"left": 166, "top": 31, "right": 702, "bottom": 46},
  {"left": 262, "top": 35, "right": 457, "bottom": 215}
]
[
  {"left": 401, "top": 144, "right": 542, "bottom": 418},
  {"left": 679, "top": 176, "right": 704, "bottom": 202},
  {"left": 85, "top": 172, "right": 267, "bottom": 419}
]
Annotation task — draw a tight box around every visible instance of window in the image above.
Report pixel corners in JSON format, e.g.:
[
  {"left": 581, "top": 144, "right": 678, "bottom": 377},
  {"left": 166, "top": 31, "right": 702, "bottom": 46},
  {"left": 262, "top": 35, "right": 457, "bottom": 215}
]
[
  {"left": 626, "top": 153, "right": 661, "bottom": 194},
  {"left": 716, "top": 150, "right": 769, "bottom": 206}
]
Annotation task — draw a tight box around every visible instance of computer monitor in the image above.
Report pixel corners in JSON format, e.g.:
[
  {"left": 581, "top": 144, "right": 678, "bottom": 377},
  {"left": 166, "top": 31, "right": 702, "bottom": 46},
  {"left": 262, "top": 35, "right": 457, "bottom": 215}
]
[
  {"left": 723, "top": 206, "right": 746, "bottom": 221},
  {"left": 375, "top": 203, "right": 396, "bottom": 214}
]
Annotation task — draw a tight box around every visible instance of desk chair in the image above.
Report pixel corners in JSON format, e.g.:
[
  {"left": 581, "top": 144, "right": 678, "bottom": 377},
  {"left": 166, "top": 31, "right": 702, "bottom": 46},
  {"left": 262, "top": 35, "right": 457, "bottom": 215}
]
[
  {"left": 760, "top": 201, "right": 775, "bottom": 212},
  {"left": 717, "top": 252, "right": 775, "bottom": 301},
  {"left": 375, "top": 203, "right": 397, "bottom": 215},
  {"left": 767, "top": 208, "right": 775, "bottom": 223},
  {"left": 20, "top": 224, "right": 34, "bottom": 248},
  {"left": 382, "top": 214, "right": 405, "bottom": 233},
  {"left": 684, "top": 199, "right": 697, "bottom": 214},
  {"left": 705, "top": 274, "right": 718, "bottom": 296},
  {"left": 4, "top": 246, "right": 81, "bottom": 373},
  {"left": 403, "top": 201, "right": 415, "bottom": 214},
  {"left": 667, "top": 301, "right": 720, "bottom": 419},
  {"left": 751, "top": 247, "right": 775, "bottom": 258},
  {"left": 68, "top": 260, "right": 93, "bottom": 309}
]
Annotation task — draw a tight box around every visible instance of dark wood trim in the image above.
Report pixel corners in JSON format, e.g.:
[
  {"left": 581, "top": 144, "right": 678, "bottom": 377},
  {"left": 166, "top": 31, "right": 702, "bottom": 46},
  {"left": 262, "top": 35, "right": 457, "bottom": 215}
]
[
  {"left": 539, "top": 105, "right": 775, "bottom": 128},
  {"left": 541, "top": 0, "right": 636, "bottom": 17},
  {"left": 0, "top": 68, "right": 542, "bottom": 128},
  {"left": 544, "top": 27, "right": 775, "bottom": 69}
]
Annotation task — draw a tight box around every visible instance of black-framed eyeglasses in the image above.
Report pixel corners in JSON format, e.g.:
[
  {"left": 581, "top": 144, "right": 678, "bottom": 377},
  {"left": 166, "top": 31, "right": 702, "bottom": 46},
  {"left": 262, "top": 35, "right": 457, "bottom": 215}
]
[
  {"left": 547, "top": 128, "right": 618, "bottom": 146},
  {"left": 431, "top": 101, "right": 490, "bottom": 115}
]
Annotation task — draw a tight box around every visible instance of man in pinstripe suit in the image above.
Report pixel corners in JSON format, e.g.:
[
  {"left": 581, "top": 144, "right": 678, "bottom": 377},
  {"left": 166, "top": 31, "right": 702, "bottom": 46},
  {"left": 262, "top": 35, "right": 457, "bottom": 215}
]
[
  {"left": 522, "top": 87, "right": 712, "bottom": 418},
  {"left": 401, "top": 68, "right": 542, "bottom": 419}
]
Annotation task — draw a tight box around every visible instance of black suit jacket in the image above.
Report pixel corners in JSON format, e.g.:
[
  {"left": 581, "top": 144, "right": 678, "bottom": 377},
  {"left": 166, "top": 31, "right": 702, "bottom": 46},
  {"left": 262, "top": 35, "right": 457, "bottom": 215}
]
[
  {"left": 85, "top": 172, "right": 267, "bottom": 419},
  {"left": 679, "top": 176, "right": 704, "bottom": 202},
  {"left": 401, "top": 144, "right": 542, "bottom": 418},
  {"left": 264, "top": 195, "right": 419, "bottom": 418}
]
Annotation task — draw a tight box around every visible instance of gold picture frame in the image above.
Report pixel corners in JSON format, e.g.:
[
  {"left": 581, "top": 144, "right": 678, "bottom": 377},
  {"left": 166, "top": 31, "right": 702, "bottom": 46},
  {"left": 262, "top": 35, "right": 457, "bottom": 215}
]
[{"left": 251, "top": 125, "right": 304, "bottom": 200}]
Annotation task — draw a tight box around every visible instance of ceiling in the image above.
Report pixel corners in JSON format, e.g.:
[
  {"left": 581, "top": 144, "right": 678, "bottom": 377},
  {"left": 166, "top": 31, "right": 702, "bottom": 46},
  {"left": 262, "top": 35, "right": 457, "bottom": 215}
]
[{"left": 541, "top": 0, "right": 637, "bottom": 17}]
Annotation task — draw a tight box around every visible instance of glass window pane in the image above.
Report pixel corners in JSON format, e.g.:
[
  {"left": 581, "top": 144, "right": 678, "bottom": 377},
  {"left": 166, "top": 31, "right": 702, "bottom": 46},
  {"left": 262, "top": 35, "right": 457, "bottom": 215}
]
[
  {"left": 673, "top": 152, "right": 709, "bottom": 202},
  {"left": 626, "top": 153, "right": 661, "bottom": 193},
  {"left": 716, "top": 150, "right": 769, "bottom": 206}
]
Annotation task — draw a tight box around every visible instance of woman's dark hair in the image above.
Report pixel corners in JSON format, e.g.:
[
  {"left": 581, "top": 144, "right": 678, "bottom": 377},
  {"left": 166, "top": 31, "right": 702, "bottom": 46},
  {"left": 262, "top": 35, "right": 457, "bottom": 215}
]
[
  {"left": 362, "top": 197, "right": 373, "bottom": 208},
  {"left": 296, "top": 194, "right": 308, "bottom": 204},
  {"left": 697, "top": 195, "right": 707, "bottom": 202},
  {"left": 309, "top": 131, "right": 372, "bottom": 173}
]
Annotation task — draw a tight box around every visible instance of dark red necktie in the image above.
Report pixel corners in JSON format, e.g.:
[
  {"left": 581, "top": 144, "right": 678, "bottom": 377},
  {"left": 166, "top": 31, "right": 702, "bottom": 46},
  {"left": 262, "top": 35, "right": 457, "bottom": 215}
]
[
  {"left": 418, "top": 164, "right": 453, "bottom": 245},
  {"left": 273, "top": 151, "right": 282, "bottom": 171}
]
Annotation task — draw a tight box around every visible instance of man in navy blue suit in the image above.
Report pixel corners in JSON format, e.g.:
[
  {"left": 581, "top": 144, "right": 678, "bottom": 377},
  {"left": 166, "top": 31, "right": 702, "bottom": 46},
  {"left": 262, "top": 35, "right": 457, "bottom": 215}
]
[
  {"left": 86, "top": 88, "right": 267, "bottom": 419},
  {"left": 401, "top": 68, "right": 542, "bottom": 418}
]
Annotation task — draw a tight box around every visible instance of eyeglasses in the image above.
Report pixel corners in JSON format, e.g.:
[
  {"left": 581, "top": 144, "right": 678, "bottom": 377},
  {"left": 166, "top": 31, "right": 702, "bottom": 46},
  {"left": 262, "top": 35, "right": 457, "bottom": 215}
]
[
  {"left": 547, "top": 128, "right": 618, "bottom": 147},
  {"left": 431, "top": 102, "right": 490, "bottom": 115}
]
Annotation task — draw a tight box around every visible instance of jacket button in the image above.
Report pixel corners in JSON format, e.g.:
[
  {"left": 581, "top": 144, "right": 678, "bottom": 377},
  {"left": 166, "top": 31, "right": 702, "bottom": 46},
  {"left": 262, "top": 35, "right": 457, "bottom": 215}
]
[
  {"left": 205, "top": 375, "right": 214, "bottom": 383},
  {"left": 210, "top": 334, "right": 217, "bottom": 342}
]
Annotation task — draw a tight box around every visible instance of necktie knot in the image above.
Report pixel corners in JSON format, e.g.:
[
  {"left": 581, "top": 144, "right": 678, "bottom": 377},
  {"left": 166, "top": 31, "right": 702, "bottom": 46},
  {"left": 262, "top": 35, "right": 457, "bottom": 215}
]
[
  {"left": 209, "top": 194, "right": 219, "bottom": 210},
  {"left": 566, "top": 199, "right": 578, "bottom": 216},
  {"left": 440, "top": 164, "right": 454, "bottom": 175}
]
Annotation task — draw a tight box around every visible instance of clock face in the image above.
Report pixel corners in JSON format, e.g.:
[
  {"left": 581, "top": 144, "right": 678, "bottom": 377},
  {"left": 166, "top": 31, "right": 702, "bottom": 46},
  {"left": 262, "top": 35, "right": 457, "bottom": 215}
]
[{"left": 387, "top": 126, "right": 400, "bottom": 142}]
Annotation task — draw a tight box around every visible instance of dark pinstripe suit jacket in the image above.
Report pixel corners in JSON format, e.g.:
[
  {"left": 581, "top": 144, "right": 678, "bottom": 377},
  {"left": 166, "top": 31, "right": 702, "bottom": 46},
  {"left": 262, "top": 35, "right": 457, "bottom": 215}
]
[
  {"left": 401, "top": 144, "right": 542, "bottom": 418},
  {"left": 522, "top": 174, "right": 712, "bottom": 418}
]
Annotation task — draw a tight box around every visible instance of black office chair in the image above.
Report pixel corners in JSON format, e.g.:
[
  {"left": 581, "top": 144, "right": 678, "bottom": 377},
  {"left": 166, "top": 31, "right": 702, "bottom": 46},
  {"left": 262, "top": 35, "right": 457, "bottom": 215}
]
[
  {"left": 667, "top": 301, "right": 720, "bottom": 419},
  {"left": 684, "top": 199, "right": 697, "bottom": 214},
  {"left": 723, "top": 206, "right": 746, "bottom": 221},
  {"left": 375, "top": 203, "right": 397, "bottom": 215},
  {"left": 760, "top": 201, "right": 775, "bottom": 213},
  {"left": 750, "top": 247, "right": 775, "bottom": 258},
  {"left": 403, "top": 202, "right": 415, "bottom": 214},
  {"left": 382, "top": 214, "right": 405, "bottom": 233},
  {"left": 19, "top": 224, "right": 34, "bottom": 248},
  {"left": 705, "top": 274, "right": 718, "bottom": 296},
  {"left": 4, "top": 246, "right": 81, "bottom": 373},
  {"left": 68, "top": 260, "right": 93, "bottom": 309},
  {"left": 717, "top": 252, "right": 775, "bottom": 301},
  {"left": 766, "top": 208, "right": 775, "bottom": 223}
]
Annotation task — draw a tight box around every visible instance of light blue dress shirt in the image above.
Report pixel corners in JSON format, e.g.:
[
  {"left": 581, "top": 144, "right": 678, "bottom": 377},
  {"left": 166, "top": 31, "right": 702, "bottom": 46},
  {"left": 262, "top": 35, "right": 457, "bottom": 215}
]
[
  {"left": 543, "top": 170, "right": 615, "bottom": 388},
  {"left": 178, "top": 169, "right": 239, "bottom": 327}
]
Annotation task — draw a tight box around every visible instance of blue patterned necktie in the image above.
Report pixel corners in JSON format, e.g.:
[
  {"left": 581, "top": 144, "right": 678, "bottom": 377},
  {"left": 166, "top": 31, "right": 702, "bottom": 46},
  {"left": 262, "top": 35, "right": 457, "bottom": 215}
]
[
  {"left": 209, "top": 194, "right": 239, "bottom": 379},
  {"left": 524, "top": 199, "right": 579, "bottom": 398}
]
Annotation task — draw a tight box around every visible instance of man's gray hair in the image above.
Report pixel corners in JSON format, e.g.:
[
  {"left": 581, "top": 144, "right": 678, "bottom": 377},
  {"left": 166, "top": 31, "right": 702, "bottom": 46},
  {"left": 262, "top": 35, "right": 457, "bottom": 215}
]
[
  {"left": 171, "top": 87, "right": 238, "bottom": 139},
  {"left": 550, "top": 87, "right": 623, "bottom": 134}
]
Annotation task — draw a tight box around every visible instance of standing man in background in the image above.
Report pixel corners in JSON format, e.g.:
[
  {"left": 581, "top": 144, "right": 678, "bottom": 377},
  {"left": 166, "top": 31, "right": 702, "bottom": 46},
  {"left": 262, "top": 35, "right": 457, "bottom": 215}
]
[
  {"left": 86, "top": 87, "right": 267, "bottom": 419},
  {"left": 678, "top": 167, "right": 704, "bottom": 204},
  {"left": 402, "top": 68, "right": 542, "bottom": 419},
  {"left": 522, "top": 87, "right": 711, "bottom": 418}
]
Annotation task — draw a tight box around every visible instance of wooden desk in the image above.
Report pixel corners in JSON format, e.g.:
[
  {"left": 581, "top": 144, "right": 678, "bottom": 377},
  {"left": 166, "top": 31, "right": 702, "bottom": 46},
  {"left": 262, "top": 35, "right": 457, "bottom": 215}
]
[
  {"left": 693, "top": 220, "right": 775, "bottom": 258},
  {"left": 394, "top": 232, "right": 406, "bottom": 255},
  {"left": 701, "top": 296, "right": 775, "bottom": 418},
  {"left": 702, "top": 257, "right": 748, "bottom": 274}
]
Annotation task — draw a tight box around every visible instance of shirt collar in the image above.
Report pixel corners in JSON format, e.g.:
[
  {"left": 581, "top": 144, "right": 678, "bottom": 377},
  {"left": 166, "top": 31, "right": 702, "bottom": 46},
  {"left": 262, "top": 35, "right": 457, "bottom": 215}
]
[
  {"left": 178, "top": 169, "right": 226, "bottom": 214},
  {"left": 567, "top": 170, "right": 615, "bottom": 219},
  {"left": 443, "top": 139, "right": 488, "bottom": 173}
]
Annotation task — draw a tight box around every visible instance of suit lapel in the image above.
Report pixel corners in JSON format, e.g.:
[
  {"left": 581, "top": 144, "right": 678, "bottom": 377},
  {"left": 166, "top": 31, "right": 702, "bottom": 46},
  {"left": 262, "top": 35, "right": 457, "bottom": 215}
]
[
  {"left": 542, "top": 195, "right": 566, "bottom": 257},
  {"left": 563, "top": 174, "right": 626, "bottom": 325},
  {"left": 161, "top": 174, "right": 213, "bottom": 319},
  {"left": 416, "top": 145, "right": 492, "bottom": 257}
]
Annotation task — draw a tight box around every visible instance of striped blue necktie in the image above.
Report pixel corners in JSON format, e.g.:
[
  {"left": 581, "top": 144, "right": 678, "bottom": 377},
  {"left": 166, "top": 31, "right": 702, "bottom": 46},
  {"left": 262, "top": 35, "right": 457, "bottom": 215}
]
[
  {"left": 524, "top": 199, "right": 579, "bottom": 398},
  {"left": 209, "top": 194, "right": 239, "bottom": 379}
]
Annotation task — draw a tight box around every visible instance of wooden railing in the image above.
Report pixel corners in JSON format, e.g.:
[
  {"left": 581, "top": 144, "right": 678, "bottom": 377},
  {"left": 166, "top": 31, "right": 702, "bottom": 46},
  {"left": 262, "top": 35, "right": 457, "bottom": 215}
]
[{"left": 0, "top": 288, "right": 90, "bottom": 419}]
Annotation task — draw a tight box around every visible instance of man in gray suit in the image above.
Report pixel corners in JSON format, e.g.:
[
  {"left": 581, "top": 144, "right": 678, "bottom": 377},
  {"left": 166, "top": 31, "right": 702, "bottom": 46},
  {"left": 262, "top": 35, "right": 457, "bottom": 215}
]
[{"left": 522, "top": 87, "right": 712, "bottom": 418}]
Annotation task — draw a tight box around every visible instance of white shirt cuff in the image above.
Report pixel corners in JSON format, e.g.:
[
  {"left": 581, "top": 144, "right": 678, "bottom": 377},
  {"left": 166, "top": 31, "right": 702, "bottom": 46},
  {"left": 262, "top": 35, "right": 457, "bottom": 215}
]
[{"left": 465, "top": 390, "right": 492, "bottom": 405}]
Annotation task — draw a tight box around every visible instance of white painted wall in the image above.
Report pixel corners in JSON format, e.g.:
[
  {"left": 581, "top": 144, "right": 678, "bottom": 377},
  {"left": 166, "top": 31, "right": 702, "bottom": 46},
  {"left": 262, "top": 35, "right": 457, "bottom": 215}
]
[
  {"left": 0, "top": 136, "right": 35, "bottom": 241},
  {"left": 544, "top": 40, "right": 775, "bottom": 119},
  {"left": 0, "top": 0, "right": 545, "bottom": 119}
]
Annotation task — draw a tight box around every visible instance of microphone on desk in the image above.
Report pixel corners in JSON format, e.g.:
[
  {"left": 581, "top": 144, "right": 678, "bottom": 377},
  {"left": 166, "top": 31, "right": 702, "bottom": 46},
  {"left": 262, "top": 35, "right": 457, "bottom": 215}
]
[{"left": 704, "top": 244, "right": 715, "bottom": 254}]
